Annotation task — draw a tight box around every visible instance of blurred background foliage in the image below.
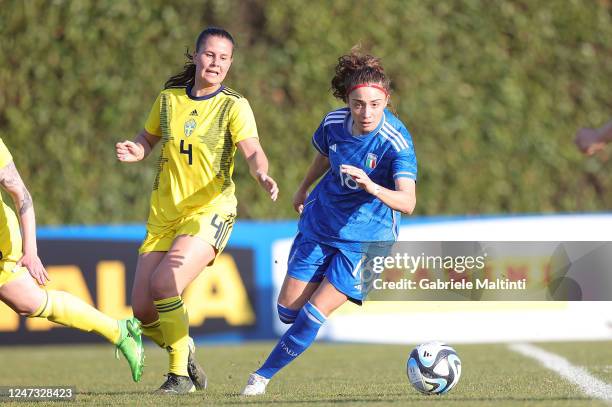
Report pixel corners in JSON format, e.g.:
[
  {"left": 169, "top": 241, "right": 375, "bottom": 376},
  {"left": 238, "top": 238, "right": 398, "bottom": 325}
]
[{"left": 0, "top": 0, "right": 610, "bottom": 224}]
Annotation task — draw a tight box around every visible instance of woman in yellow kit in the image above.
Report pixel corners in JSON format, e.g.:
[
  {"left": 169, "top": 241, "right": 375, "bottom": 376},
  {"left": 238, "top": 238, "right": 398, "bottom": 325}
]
[
  {"left": 116, "top": 27, "right": 278, "bottom": 394},
  {"left": 0, "top": 138, "right": 144, "bottom": 382}
]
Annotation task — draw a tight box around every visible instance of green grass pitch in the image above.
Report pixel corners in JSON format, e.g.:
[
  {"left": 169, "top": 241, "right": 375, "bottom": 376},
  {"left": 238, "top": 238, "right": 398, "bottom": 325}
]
[{"left": 1, "top": 341, "right": 611, "bottom": 406}]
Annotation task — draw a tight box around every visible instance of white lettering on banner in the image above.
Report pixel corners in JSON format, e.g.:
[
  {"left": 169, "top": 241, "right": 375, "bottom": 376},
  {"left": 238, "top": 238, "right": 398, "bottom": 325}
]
[
  {"left": 272, "top": 214, "right": 612, "bottom": 343},
  {"left": 0, "top": 254, "right": 254, "bottom": 333}
]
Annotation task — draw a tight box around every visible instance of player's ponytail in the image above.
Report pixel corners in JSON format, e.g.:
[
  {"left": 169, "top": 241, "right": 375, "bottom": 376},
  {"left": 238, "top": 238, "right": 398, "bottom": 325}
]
[
  {"left": 331, "top": 46, "right": 391, "bottom": 103},
  {"left": 164, "top": 27, "right": 235, "bottom": 90},
  {"left": 164, "top": 51, "right": 197, "bottom": 89}
]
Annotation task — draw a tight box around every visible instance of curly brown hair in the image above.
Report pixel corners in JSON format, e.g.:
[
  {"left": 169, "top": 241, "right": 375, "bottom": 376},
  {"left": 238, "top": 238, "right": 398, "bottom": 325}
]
[{"left": 330, "top": 48, "right": 390, "bottom": 102}]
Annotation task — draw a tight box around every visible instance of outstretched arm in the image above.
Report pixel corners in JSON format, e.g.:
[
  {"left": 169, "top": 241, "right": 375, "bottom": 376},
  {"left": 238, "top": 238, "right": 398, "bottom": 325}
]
[
  {"left": 0, "top": 161, "right": 48, "bottom": 285},
  {"left": 575, "top": 120, "right": 612, "bottom": 155},
  {"left": 292, "top": 153, "right": 330, "bottom": 214},
  {"left": 237, "top": 138, "right": 279, "bottom": 201},
  {"left": 116, "top": 130, "right": 160, "bottom": 162}
]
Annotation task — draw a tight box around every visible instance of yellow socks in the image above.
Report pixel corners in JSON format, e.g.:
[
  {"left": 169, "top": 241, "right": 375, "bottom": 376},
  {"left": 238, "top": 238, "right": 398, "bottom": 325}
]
[
  {"left": 154, "top": 296, "right": 189, "bottom": 377},
  {"left": 29, "top": 290, "right": 121, "bottom": 344},
  {"left": 141, "top": 319, "right": 165, "bottom": 348}
]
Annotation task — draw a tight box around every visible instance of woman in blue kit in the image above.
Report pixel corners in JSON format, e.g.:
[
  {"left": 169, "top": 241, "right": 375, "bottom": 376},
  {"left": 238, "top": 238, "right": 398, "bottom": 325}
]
[{"left": 242, "top": 49, "right": 418, "bottom": 395}]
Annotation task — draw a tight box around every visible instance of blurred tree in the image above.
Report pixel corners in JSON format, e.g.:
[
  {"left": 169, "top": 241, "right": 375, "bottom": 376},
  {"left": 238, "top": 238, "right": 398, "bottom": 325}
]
[{"left": 0, "top": 0, "right": 610, "bottom": 224}]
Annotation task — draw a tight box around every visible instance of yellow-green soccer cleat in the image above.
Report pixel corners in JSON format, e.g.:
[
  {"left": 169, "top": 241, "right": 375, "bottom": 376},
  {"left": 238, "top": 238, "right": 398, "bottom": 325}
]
[{"left": 115, "top": 317, "right": 145, "bottom": 382}]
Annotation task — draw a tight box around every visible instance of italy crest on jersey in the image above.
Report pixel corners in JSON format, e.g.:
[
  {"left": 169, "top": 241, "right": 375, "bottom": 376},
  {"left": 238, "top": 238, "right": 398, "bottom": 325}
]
[
  {"left": 184, "top": 119, "right": 196, "bottom": 137},
  {"left": 366, "top": 153, "right": 377, "bottom": 169}
]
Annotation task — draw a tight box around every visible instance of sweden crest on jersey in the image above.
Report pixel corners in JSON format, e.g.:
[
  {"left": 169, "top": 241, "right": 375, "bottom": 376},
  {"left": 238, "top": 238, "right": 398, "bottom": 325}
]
[{"left": 184, "top": 119, "right": 196, "bottom": 137}]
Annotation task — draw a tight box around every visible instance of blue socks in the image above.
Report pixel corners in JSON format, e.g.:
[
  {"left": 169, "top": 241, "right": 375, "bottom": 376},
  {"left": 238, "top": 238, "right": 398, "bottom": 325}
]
[
  {"left": 256, "top": 301, "right": 326, "bottom": 379},
  {"left": 277, "top": 303, "right": 299, "bottom": 324}
]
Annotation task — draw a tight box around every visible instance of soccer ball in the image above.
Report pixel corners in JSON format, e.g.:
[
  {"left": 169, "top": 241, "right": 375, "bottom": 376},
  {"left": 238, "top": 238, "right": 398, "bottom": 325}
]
[{"left": 406, "top": 341, "right": 461, "bottom": 395}]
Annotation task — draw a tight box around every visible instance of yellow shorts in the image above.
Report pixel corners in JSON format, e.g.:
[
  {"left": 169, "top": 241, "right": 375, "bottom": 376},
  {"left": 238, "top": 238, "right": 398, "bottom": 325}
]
[
  {"left": 139, "top": 211, "right": 236, "bottom": 256},
  {"left": 0, "top": 262, "right": 27, "bottom": 288},
  {"left": 0, "top": 216, "right": 26, "bottom": 288}
]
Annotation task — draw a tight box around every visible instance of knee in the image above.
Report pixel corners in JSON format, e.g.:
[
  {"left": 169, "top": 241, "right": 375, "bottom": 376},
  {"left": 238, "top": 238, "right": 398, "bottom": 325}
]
[
  {"left": 131, "top": 293, "right": 156, "bottom": 323},
  {"left": 17, "top": 303, "right": 39, "bottom": 316},
  {"left": 2, "top": 291, "right": 44, "bottom": 316},
  {"left": 10, "top": 299, "right": 41, "bottom": 317},
  {"left": 277, "top": 302, "right": 299, "bottom": 324},
  {"left": 149, "top": 273, "right": 178, "bottom": 300},
  {"left": 0, "top": 277, "right": 45, "bottom": 316},
  {"left": 132, "top": 306, "right": 157, "bottom": 324}
]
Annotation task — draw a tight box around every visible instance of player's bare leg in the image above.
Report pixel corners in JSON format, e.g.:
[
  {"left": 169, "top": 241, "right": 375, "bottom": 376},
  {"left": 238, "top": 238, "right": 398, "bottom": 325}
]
[
  {"left": 150, "top": 235, "right": 216, "bottom": 298},
  {"left": 132, "top": 251, "right": 166, "bottom": 347},
  {"left": 276, "top": 276, "right": 320, "bottom": 323},
  {"left": 150, "top": 235, "right": 215, "bottom": 394},
  {"left": 0, "top": 273, "right": 45, "bottom": 316},
  {"left": 1, "top": 273, "right": 144, "bottom": 382},
  {"left": 308, "top": 278, "right": 349, "bottom": 316},
  {"left": 132, "top": 251, "right": 165, "bottom": 324}
]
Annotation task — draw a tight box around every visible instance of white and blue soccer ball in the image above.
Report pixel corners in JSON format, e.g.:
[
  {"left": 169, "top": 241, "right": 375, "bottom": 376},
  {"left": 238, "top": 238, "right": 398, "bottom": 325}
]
[{"left": 407, "top": 341, "right": 461, "bottom": 395}]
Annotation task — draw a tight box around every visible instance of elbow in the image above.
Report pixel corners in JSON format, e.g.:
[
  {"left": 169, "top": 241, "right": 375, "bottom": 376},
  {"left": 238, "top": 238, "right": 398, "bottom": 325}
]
[
  {"left": 6, "top": 188, "right": 23, "bottom": 204},
  {"left": 400, "top": 207, "right": 415, "bottom": 216},
  {"left": 399, "top": 198, "right": 416, "bottom": 215}
]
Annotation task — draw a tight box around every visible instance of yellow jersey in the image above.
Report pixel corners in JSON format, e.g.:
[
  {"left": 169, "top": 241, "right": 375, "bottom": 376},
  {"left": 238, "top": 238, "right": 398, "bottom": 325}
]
[
  {"left": 144, "top": 85, "right": 258, "bottom": 226},
  {"left": 0, "top": 138, "right": 22, "bottom": 264}
]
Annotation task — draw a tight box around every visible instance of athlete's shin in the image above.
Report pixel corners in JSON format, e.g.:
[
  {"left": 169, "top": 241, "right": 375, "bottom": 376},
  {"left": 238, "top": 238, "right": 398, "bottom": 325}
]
[
  {"left": 141, "top": 319, "right": 166, "bottom": 348},
  {"left": 154, "top": 296, "right": 190, "bottom": 376},
  {"left": 256, "top": 301, "right": 326, "bottom": 379},
  {"left": 28, "top": 290, "right": 121, "bottom": 343}
]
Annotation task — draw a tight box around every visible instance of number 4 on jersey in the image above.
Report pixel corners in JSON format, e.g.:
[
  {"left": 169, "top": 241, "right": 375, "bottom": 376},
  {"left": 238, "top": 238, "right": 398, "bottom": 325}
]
[{"left": 180, "top": 140, "right": 193, "bottom": 165}]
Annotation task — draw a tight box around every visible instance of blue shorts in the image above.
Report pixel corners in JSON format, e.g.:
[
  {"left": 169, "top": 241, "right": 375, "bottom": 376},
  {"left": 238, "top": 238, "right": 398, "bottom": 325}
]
[{"left": 287, "top": 233, "right": 368, "bottom": 303}]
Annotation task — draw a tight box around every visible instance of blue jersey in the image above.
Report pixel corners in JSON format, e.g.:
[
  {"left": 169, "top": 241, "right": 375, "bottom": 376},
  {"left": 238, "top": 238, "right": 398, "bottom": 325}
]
[{"left": 298, "top": 108, "right": 417, "bottom": 251}]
